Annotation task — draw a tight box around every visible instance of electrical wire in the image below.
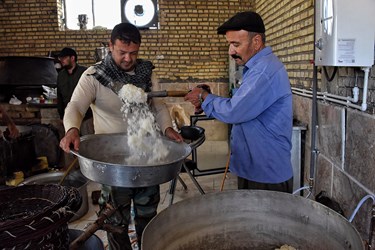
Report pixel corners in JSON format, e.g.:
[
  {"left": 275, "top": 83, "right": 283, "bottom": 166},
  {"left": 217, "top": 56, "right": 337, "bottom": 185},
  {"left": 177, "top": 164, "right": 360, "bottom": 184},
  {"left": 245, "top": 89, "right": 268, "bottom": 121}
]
[{"left": 323, "top": 66, "right": 338, "bottom": 82}]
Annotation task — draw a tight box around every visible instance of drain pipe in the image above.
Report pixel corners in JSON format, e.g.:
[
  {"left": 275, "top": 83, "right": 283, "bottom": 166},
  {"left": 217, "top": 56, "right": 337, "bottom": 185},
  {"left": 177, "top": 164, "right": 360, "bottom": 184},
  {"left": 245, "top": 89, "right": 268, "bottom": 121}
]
[
  {"left": 309, "top": 65, "right": 319, "bottom": 194},
  {"left": 293, "top": 65, "right": 319, "bottom": 197},
  {"left": 293, "top": 2, "right": 318, "bottom": 196}
]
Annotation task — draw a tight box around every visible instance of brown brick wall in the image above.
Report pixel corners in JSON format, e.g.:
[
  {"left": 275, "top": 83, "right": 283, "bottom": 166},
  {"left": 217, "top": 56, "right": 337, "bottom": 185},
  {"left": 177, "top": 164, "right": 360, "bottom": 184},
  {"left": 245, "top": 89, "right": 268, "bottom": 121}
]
[
  {"left": 0, "top": 0, "right": 256, "bottom": 83},
  {"left": 255, "top": 0, "right": 315, "bottom": 88}
]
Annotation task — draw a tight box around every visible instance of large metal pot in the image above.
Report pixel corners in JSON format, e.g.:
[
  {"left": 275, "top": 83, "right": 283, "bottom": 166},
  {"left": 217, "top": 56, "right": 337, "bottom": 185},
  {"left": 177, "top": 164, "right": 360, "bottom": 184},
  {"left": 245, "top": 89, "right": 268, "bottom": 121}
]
[
  {"left": 71, "top": 133, "right": 191, "bottom": 188},
  {"left": 21, "top": 170, "right": 89, "bottom": 222},
  {"left": 142, "top": 190, "right": 364, "bottom": 250}
]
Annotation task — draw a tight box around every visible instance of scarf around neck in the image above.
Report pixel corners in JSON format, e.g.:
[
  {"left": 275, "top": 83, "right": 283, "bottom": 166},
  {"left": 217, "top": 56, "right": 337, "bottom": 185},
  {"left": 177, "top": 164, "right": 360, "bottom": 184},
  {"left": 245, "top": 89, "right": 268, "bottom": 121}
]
[{"left": 91, "top": 53, "right": 154, "bottom": 94}]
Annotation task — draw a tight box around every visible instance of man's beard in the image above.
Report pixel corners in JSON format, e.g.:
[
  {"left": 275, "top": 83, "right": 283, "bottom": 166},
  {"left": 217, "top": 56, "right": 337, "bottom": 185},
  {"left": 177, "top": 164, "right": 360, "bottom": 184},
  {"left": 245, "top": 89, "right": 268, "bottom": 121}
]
[{"left": 63, "top": 63, "right": 73, "bottom": 70}]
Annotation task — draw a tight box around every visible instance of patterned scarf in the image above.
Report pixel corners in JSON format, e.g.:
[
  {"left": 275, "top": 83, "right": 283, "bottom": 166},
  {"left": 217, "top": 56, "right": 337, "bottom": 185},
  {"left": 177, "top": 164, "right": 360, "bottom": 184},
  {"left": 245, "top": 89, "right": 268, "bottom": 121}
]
[{"left": 90, "top": 53, "right": 154, "bottom": 93}]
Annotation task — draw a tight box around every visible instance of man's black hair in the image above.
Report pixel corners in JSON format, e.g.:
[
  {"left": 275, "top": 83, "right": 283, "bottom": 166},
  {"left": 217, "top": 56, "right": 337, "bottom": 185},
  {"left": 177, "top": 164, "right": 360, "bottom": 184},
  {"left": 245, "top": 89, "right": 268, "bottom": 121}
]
[{"left": 111, "top": 23, "right": 141, "bottom": 45}]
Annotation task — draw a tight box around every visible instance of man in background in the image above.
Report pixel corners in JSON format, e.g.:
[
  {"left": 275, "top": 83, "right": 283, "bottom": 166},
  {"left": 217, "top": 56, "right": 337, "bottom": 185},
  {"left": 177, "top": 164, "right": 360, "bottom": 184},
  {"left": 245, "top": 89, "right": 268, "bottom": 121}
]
[{"left": 57, "top": 47, "right": 93, "bottom": 135}]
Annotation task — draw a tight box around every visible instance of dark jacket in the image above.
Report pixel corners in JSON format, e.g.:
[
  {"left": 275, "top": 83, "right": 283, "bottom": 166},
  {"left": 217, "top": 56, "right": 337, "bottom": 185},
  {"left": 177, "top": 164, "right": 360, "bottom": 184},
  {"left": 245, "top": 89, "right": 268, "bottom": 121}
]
[{"left": 57, "top": 64, "right": 88, "bottom": 119}]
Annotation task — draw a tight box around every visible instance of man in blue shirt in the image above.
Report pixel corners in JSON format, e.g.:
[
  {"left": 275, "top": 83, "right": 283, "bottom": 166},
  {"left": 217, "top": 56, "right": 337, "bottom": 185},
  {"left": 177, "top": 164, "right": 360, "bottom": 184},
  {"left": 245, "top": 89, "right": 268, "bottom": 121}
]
[{"left": 185, "top": 11, "right": 293, "bottom": 193}]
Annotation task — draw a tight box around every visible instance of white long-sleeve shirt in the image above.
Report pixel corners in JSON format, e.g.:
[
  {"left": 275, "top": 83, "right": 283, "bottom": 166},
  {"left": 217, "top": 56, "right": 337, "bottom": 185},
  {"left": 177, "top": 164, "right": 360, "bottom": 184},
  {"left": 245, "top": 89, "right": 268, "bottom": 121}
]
[{"left": 64, "top": 65, "right": 172, "bottom": 135}]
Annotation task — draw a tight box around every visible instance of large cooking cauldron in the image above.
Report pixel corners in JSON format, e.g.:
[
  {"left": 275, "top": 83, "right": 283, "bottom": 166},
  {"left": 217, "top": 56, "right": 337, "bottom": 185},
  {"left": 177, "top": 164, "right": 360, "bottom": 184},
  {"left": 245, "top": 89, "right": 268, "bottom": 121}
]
[
  {"left": 142, "top": 190, "right": 364, "bottom": 250},
  {"left": 0, "top": 56, "right": 57, "bottom": 103},
  {"left": 71, "top": 133, "right": 191, "bottom": 187}
]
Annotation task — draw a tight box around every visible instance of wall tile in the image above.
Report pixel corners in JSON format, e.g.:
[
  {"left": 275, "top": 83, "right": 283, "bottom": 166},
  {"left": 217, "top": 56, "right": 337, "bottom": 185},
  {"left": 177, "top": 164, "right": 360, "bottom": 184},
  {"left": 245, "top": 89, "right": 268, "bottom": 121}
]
[
  {"left": 346, "top": 110, "right": 375, "bottom": 194},
  {"left": 314, "top": 155, "right": 333, "bottom": 196},
  {"left": 316, "top": 103, "right": 343, "bottom": 167}
]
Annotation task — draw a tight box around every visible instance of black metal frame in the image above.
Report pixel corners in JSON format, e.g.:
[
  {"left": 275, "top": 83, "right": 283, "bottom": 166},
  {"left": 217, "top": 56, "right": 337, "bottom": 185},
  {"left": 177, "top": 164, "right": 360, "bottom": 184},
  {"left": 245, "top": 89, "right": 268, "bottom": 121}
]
[
  {"left": 168, "top": 114, "right": 229, "bottom": 205},
  {"left": 189, "top": 115, "right": 227, "bottom": 177}
]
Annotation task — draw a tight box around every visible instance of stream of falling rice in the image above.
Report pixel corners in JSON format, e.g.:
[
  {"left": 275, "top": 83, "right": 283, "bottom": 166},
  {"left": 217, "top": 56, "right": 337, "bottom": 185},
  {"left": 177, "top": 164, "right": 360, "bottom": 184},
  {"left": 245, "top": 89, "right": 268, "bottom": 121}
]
[{"left": 118, "top": 84, "right": 168, "bottom": 165}]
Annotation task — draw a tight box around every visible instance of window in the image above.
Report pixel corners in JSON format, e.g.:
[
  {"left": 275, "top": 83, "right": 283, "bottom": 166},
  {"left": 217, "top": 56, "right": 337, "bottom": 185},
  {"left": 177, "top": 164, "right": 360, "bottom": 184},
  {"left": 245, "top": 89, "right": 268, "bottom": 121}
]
[
  {"left": 63, "top": 0, "right": 121, "bottom": 30},
  {"left": 63, "top": 0, "right": 158, "bottom": 30}
]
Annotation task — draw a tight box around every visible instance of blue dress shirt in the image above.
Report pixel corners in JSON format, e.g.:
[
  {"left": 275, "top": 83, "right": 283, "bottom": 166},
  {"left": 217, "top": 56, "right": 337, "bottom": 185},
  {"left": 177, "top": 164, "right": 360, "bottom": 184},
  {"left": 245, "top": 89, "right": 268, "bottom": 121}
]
[{"left": 202, "top": 46, "right": 293, "bottom": 183}]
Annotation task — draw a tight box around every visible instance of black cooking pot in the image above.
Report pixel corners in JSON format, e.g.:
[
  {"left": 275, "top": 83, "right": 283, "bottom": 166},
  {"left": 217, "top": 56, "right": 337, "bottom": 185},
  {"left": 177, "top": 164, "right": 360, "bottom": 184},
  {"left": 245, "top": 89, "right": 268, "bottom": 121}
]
[
  {"left": 0, "top": 126, "right": 37, "bottom": 178},
  {"left": 180, "top": 126, "right": 205, "bottom": 141}
]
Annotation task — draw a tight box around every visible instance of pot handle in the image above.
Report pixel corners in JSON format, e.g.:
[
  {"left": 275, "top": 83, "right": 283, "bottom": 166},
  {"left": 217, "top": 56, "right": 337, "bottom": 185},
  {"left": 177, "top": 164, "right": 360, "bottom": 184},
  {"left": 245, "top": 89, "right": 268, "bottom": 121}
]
[
  {"left": 186, "top": 135, "right": 205, "bottom": 150},
  {"left": 69, "top": 149, "right": 81, "bottom": 157}
]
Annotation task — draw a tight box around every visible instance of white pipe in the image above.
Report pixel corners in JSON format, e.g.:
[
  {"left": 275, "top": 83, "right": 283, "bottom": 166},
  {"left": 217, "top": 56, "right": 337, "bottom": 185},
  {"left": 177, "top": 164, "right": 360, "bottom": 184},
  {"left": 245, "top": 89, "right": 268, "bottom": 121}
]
[
  {"left": 322, "top": 89, "right": 359, "bottom": 103},
  {"left": 292, "top": 91, "right": 312, "bottom": 98},
  {"left": 292, "top": 88, "right": 364, "bottom": 110},
  {"left": 341, "top": 109, "right": 345, "bottom": 170},
  {"left": 292, "top": 87, "right": 359, "bottom": 104},
  {"left": 292, "top": 66, "right": 369, "bottom": 113},
  {"left": 292, "top": 186, "right": 312, "bottom": 198},
  {"left": 352, "top": 86, "right": 359, "bottom": 103},
  {"left": 360, "top": 67, "right": 370, "bottom": 111},
  {"left": 348, "top": 194, "right": 375, "bottom": 223},
  {"left": 322, "top": 96, "right": 363, "bottom": 110}
]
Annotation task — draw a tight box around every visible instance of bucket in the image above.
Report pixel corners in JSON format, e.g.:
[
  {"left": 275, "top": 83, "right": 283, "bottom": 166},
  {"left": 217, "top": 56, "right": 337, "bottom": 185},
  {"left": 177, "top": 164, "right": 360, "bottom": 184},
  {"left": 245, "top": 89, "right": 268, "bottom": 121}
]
[{"left": 21, "top": 170, "right": 89, "bottom": 222}]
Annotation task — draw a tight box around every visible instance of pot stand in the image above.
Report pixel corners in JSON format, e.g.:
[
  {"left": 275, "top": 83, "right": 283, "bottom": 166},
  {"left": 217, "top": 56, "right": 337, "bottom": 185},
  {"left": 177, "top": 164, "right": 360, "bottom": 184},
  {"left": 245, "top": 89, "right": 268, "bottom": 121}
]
[{"left": 168, "top": 133, "right": 206, "bottom": 206}]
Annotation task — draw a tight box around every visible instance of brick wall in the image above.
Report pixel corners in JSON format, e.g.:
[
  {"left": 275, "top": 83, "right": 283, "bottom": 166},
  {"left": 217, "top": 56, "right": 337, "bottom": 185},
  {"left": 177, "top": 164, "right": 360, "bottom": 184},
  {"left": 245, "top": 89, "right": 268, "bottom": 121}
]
[
  {"left": 255, "top": 0, "right": 315, "bottom": 88},
  {"left": 0, "top": 0, "right": 255, "bottom": 82}
]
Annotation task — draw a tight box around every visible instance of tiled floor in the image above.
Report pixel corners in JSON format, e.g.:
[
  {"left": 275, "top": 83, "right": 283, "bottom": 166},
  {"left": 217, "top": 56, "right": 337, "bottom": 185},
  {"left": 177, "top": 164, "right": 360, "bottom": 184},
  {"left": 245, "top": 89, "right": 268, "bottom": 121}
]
[{"left": 68, "top": 155, "right": 237, "bottom": 249}]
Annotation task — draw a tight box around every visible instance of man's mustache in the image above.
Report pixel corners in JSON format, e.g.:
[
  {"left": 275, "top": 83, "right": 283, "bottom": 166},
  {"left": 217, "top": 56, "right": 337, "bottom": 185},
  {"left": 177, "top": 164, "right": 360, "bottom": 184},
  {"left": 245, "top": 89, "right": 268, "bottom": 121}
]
[{"left": 231, "top": 54, "right": 242, "bottom": 60}]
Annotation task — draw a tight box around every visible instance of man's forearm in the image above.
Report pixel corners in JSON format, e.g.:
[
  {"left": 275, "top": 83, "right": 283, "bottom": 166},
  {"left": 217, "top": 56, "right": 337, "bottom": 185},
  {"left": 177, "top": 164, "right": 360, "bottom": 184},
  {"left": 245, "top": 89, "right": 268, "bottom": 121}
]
[{"left": 1, "top": 107, "right": 15, "bottom": 126}]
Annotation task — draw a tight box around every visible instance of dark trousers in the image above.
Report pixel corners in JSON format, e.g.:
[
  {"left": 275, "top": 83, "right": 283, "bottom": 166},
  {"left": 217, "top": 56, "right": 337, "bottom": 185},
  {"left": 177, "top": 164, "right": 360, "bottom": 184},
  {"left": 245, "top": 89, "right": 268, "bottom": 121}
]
[
  {"left": 99, "top": 185, "right": 160, "bottom": 250},
  {"left": 237, "top": 176, "right": 293, "bottom": 193}
]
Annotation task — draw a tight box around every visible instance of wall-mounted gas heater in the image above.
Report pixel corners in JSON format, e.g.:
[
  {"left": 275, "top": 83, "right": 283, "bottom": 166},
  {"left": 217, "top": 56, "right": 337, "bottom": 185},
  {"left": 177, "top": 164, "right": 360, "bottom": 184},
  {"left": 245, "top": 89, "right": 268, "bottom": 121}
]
[{"left": 315, "top": 0, "right": 375, "bottom": 67}]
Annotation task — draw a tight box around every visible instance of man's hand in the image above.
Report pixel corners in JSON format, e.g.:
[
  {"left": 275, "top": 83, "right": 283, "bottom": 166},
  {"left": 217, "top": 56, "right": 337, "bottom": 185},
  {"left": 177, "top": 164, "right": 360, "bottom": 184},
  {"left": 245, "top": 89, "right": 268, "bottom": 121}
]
[
  {"left": 60, "top": 127, "right": 80, "bottom": 153},
  {"left": 7, "top": 124, "right": 19, "bottom": 139},
  {"left": 184, "top": 87, "right": 202, "bottom": 109},
  {"left": 0, "top": 105, "right": 20, "bottom": 139},
  {"left": 165, "top": 127, "right": 183, "bottom": 142},
  {"left": 184, "top": 84, "right": 211, "bottom": 114},
  {"left": 1, "top": 126, "right": 19, "bottom": 140}
]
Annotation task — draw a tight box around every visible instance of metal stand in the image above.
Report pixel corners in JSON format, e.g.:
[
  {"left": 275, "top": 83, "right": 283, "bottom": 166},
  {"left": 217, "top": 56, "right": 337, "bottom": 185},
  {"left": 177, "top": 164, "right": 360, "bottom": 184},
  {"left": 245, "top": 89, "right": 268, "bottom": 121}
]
[
  {"left": 168, "top": 175, "right": 187, "bottom": 206},
  {"left": 189, "top": 115, "right": 228, "bottom": 176},
  {"left": 169, "top": 134, "right": 206, "bottom": 206},
  {"left": 181, "top": 162, "right": 205, "bottom": 195}
]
